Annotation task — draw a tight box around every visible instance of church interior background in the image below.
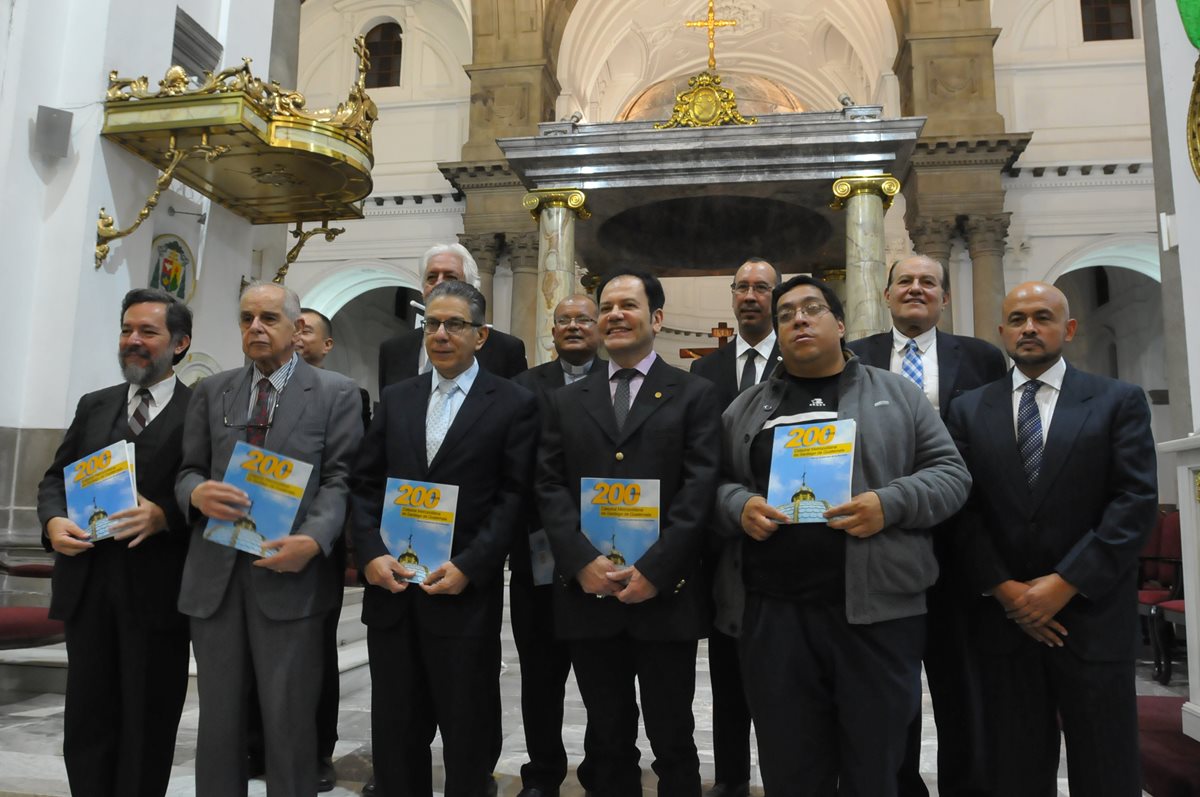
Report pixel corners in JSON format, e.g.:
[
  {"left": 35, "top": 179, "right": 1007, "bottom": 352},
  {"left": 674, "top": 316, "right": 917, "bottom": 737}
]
[{"left": 2, "top": 0, "right": 1200, "bottom": 793}]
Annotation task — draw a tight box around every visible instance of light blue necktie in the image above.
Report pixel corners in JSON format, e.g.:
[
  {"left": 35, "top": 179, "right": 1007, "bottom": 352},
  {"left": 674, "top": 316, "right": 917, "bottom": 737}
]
[
  {"left": 426, "top": 379, "right": 457, "bottom": 465},
  {"left": 1017, "top": 380, "right": 1044, "bottom": 488},
  {"left": 901, "top": 339, "right": 925, "bottom": 390}
]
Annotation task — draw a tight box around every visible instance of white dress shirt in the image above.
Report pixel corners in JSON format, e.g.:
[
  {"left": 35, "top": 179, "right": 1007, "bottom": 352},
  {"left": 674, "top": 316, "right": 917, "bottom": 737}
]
[
  {"left": 1010, "top": 357, "right": 1067, "bottom": 444},
  {"left": 735, "top": 331, "right": 778, "bottom": 385},
  {"left": 126, "top": 375, "right": 179, "bottom": 426},
  {"left": 429, "top": 358, "right": 480, "bottom": 426}
]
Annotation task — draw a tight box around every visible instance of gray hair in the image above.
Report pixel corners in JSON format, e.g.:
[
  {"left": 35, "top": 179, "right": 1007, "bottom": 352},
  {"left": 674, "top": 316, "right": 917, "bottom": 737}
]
[
  {"left": 427, "top": 279, "right": 486, "bottom": 325},
  {"left": 240, "top": 280, "right": 302, "bottom": 321},
  {"left": 422, "top": 243, "right": 481, "bottom": 289}
]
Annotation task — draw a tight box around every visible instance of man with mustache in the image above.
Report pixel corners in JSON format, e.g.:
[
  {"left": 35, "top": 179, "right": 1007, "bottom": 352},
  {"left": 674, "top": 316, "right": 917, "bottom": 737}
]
[
  {"left": 848, "top": 254, "right": 1005, "bottom": 797},
  {"left": 689, "top": 257, "right": 781, "bottom": 797},
  {"left": 946, "top": 282, "right": 1156, "bottom": 796},
  {"left": 37, "top": 288, "right": 194, "bottom": 797},
  {"left": 537, "top": 269, "right": 721, "bottom": 797},
  {"left": 511, "top": 294, "right": 605, "bottom": 797}
]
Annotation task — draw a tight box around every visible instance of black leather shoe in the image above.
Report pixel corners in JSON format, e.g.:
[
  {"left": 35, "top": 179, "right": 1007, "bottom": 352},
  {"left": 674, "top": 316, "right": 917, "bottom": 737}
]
[
  {"left": 317, "top": 758, "right": 336, "bottom": 792},
  {"left": 362, "top": 775, "right": 376, "bottom": 795},
  {"left": 705, "top": 784, "right": 750, "bottom": 797}
]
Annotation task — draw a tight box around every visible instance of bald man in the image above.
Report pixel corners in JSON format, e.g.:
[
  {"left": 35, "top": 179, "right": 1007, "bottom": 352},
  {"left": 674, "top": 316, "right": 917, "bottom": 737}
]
[{"left": 946, "top": 282, "right": 1157, "bottom": 796}]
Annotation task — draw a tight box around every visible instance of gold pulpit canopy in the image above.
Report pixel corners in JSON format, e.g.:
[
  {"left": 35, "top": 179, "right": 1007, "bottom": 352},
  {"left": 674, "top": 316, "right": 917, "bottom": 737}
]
[{"left": 96, "top": 38, "right": 377, "bottom": 266}]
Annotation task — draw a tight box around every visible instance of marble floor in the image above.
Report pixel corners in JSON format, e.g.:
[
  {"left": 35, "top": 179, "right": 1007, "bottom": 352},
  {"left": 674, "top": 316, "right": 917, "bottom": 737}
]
[{"left": 0, "top": 614, "right": 1185, "bottom": 797}]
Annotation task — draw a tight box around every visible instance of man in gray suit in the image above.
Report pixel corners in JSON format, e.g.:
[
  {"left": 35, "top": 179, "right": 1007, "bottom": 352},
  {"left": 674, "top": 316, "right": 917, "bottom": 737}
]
[{"left": 176, "top": 281, "right": 364, "bottom": 797}]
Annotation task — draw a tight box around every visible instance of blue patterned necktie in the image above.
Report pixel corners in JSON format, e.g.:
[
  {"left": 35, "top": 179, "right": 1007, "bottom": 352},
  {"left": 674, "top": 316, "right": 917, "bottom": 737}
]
[
  {"left": 1017, "top": 379, "right": 1044, "bottom": 488},
  {"left": 901, "top": 339, "right": 924, "bottom": 389}
]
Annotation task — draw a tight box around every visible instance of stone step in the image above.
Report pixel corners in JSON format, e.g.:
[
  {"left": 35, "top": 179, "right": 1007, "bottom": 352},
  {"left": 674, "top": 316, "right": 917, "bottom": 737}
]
[{"left": 0, "top": 588, "right": 370, "bottom": 697}]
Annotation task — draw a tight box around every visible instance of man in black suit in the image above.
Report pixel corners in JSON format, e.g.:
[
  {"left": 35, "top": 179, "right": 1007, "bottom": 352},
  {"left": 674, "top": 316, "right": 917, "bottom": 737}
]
[
  {"left": 689, "top": 257, "right": 780, "bottom": 797},
  {"left": 847, "top": 254, "right": 1006, "bottom": 797},
  {"left": 352, "top": 279, "right": 538, "bottom": 797},
  {"left": 511, "top": 294, "right": 604, "bottom": 797},
  {"left": 37, "top": 288, "right": 193, "bottom": 797},
  {"left": 377, "top": 243, "right": 527, "bottom": 391},
  {"left": 947, "top": 282, "right": 1157, "bottom": 796},
  {"left": 537, "top": 269, "right": 721, "bottom": 797}
]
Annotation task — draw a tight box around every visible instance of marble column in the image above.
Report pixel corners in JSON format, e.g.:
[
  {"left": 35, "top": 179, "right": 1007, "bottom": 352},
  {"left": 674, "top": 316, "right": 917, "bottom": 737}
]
[
  {"left": 821, "top": 268, "right": 848, "bottom": 304},
  {"left": 831, "top": 175, "right": 901, "bottom": 342},
  {"left": 458, "top": 232, "right": 500, "bottom": 322},
  {"left": 522, "top": 189, "right": 591, "bottom": 365},
  {"left": 909, "top": 215, "right": 958, "bottom": 333},
  {"left": 963, "top": 213, "right": 1011, "bottom": 346},
  {"left": 506, "top": 230, "right": 540, "bottom": 361}
]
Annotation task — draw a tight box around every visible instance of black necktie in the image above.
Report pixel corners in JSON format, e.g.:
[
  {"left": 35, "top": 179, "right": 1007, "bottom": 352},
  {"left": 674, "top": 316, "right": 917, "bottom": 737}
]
[
  {"left": 1017, "top": 380, "right": 1044, "bottom": 488},
  {"left": 612, "top": 369, "right": 638, "bottom": 431},
  {"left": 739, "top": 350, "right": 758, "bottom": 392}
]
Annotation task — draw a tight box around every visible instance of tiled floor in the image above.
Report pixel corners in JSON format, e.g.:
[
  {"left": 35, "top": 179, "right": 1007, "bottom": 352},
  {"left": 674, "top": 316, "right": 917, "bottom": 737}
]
[{"left": 0, "top": 619, "right": 1185, "bottom": 797}]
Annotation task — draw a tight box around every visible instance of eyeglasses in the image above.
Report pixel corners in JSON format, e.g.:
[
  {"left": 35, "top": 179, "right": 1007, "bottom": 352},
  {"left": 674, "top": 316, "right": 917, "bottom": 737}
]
[
  {"left": 731, "top": 282, "right": 774, "bottom": 296},
  {"left": 423, "top": 317, "right": 483, "bottom": 336},
  {"left": 553, "top": 315, "right": 597, "bottom": 328},
  {"left": 221, "top": 387, "right": 273, "bottom": 433},
  {"left": 776, "top": 303, "right": 831, "bottom": 325}
]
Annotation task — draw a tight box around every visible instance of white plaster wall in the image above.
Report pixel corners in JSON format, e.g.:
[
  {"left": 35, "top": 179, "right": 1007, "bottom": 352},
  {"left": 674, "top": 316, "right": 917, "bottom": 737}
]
[{"left": 0, "top": 0, "right": 277, "bottom": 429}]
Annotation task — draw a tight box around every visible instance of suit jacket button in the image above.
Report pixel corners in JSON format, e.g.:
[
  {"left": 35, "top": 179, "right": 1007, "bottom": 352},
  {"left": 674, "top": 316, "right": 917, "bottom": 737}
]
[
  {"left": 615, "top": 452, "right": 624, "bottom": 461},
  {"left": 743, "top": 434, "right": 750, "bottom": 443}
]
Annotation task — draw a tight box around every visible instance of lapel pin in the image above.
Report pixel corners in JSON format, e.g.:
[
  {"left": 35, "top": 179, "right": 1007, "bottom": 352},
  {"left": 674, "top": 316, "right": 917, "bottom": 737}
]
[{"left": 654, "top": 392, "right": 662, "bottom": 399}]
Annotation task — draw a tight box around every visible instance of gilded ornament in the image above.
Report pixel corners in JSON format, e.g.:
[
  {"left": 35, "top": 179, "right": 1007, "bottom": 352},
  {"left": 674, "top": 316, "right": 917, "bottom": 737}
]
[
  {"left": 1188, "top": 54, "right": 1200, "bottom": 184},
  {"left": 655, "top": 71, "right": 756, "bottom": 129},
  {"left": 273, "top": 222, "right": 346, "bottom": 284},
  {"left": 522, "top": 189, "right": 591, "bottom": 220},
  {"left": 829, "top": 175, "right": 902, "bottom": 211}
]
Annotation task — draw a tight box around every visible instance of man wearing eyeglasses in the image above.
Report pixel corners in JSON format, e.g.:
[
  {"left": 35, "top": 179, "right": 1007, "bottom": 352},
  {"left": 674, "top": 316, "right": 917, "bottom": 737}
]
[
  {"left": 713, "top": 275, "right": 971, "bottom": 796},
  {"left": 847, "top": 254, "right": 1006, "bottom": 797},
  {"left": 352, "top": 279, "right": 538, "bottom": 797},
  {"left": 689, "top": 257, "right": 781, "bottom": 797},
  {"left": 377, "top": 243, "right": 527, "bottom": 393},
  {"left": 510, "top": 295, "right": 605, "bottom": 797},
  {"left": 175, "top": 281, "right": 364, "bottom": 797}
]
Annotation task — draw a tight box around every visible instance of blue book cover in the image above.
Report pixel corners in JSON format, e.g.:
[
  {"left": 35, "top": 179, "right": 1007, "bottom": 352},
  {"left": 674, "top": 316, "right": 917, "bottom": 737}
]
[
  {"left": 64, "top": 441, "right": 138, "bottom": 541},
  {"left": 579, "top": 478, "right": 660, "bottom": 567},
  {"left": 766, "top": 419, "right": 856, "bottom": 524},
  {"left": 380, "top": 479, "right": 458, "bottom": 584},
  {"left": 202, "top": 441, "right": 313, "bottom": 558}
]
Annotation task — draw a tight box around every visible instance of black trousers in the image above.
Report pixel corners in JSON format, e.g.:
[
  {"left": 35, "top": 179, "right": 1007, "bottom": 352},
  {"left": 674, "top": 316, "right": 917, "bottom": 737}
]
[
  {"left": 977, "top": 643, "right": 1141, "bottom": 797},
  {"left": 570, "top": 636, "right": 700, "bottom": 797},
  {"left": 368, "top": 622, "right": 500, "bottom": 797},
  {"left": 707, "top": 627, "right": 752, "bottom": 787},
  {"left": 739, "top": 594, "right": 924, "bottom": 797},
  {"left": 509, "top": 577, "right": 575, "bottom": 792},
  {"left": 62, "top": 547, "right": 190, "bottom": 797},
  {"left": 316, "top": 584, "right": 344, "bottom": 760},
  {"left": 898, "top": 577, "right": 991, "bottom": 797}
]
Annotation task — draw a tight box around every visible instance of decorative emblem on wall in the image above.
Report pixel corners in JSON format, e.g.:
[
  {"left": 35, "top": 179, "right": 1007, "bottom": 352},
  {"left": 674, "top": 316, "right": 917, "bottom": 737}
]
[{"left": 149, "top": 234, "right": 196, "bottom": 303}]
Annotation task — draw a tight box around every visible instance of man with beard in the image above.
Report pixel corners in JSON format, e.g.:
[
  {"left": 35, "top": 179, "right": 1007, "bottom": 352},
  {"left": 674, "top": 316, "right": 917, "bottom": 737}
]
[
  {"left": 689, "top": 258, "right": 781, "bottom": 797},
  {"left": 946, "top": 282, "right": 1156, "bottom": 796},
  {"left": 511, "top": 294, "right": 605, "bottom": 797},
  {"left": 37, "top": 288, "right": 194, "bottom": 797}
]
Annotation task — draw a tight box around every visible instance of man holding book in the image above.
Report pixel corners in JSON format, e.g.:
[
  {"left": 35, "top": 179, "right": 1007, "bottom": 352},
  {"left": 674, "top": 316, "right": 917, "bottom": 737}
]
[
  {"left": 175, "top": 281, "right": 362, "bottom": 797},
  {"left": 536, "top": 269, "right": 721, "bottom": 797},
  {"left": 713, "top": 275, "right": 971, "bottom": 796},
  {"left": 351, "top": 279, "right": 537, "bottom": 797},
  {"left": 37, "top": 287, "right": 193, "bottom": 797}
]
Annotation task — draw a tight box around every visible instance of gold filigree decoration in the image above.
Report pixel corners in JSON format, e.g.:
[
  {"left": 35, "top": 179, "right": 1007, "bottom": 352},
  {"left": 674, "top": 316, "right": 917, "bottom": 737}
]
[
  {"left": 273, "top": 221, "right": 346, "bottom": 284},
  {"left": 654, "top": 71, "right": 756, "bottom": 129},
  {"left": 105, "top": 36, "right": 378, "bottom": 147},
  {"left": 1188, "top": 54, "right": 1200, "bottom": 184},
  {"left": 95, "top": 134, "right": 229, "bottom": 268},
  {"left": 685, "top": 0, "right": 737, "bottom": 72},
  {"left": 829, "top": 174, "right": 902, "bottom": 211},
  {"left": 522, "top": 189, "right": 591, "bottom": 221}
]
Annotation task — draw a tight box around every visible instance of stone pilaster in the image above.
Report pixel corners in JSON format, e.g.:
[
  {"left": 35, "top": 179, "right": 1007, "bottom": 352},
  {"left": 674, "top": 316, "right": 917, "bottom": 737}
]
[
  {"left": 963, "top": 213, "right": 1011, "bottom": 345},
  {"left": 831, "top": 175, "right": 901, "bottom": 342},
  {"left": 506, "top": 230, "right": 541, "bottom": 358}
]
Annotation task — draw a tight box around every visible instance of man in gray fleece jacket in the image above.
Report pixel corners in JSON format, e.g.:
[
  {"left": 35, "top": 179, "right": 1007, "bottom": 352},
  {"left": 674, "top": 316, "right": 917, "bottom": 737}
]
[{"left": 713, "top": 275, "right": 971, "bottom": 796}]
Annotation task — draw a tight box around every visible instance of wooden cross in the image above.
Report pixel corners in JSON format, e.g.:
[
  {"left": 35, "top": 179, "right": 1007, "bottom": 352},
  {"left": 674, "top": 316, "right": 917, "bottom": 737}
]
[{"left": 685, "top": 0, "right": 737, "bottom": 71}]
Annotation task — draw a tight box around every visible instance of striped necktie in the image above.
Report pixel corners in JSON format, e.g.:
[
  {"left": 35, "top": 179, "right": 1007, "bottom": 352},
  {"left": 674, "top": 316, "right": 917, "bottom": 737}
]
[
  {"left": 1017, "top": 380, "right": 1044, "bottom": 488},
  {"left": 128, "top": 389, "right": 151, "bottom": 436}
]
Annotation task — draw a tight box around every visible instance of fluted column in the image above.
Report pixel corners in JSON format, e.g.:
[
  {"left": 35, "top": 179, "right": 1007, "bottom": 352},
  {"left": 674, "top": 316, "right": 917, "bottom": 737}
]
[
  {"left": 909, "top": 216, "right": 958, "bottom": 333},
  {"left": 522, "top": 189, "right": 591, "bottom": 365},
  {"left": 458, "top": 232, "right": 500, "bottom": 322},
  {"left": 963, "top": 213, "right": 1011, "bottom": 346},
  {"left": 507, "top": 230, "right": 540, "bottom": 359},
  {"left": 830, "top": 175, "right": 901, "bottom": 342}
]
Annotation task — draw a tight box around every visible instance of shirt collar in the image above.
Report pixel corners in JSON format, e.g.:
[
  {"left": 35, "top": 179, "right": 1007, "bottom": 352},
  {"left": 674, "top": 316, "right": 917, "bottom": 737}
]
[
  {"left": 127, "top": 374, "right": 178, "bottom": 408},
  {"left": 560, "top": 357, "right": 595, "bottom": 377},
  {"left": 735, "top": 331, "right": 777, "bottom": 361},
  {"left": 1012, "top": 357, "right": 1067, "bottom": 393},
  {"left": 609, "top": 350, "right": 657, "bottom": 379},
  {"left": 891, "top": 325, "right": 937, "bottom": 354},
  {"left": 432, "top": 357, "right": 480, "bottom": 396},
  {"left": 252, "top": 352, "right": 298, "bottom": 393}
]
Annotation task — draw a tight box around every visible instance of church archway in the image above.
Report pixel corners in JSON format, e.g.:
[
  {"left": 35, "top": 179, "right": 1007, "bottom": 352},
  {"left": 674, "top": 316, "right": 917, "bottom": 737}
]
[{"left": 1043, "top": 233, "right": 1161, "bottom": 285}]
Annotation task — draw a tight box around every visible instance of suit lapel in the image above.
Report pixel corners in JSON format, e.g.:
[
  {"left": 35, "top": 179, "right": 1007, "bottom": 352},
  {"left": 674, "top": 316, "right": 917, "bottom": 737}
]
[
  {"left": 617, "top": 358, "right": 675, "bottom": 444},
  {"left": 265, "top": 360, "right": 313, "bottom": 448},
  {"left": 937, "top": 330, "right": 961, "bottom": 414},
  {"left": 428, "top": 368, "right": 494, "bottom": 472},
  {"left": 761, "top": 342, "right": 781, "bottom": 384},
  {"left": 407, "top": 373, "right": 434, "bottom": 476},
  {"left": 979, "top": 377, "right": 1031, "bottom": 510},
  {"left": 579, "top": 368, "right": 620, "bottom": 443},
  {"left": 1029, "top": 366, "right": 1091, "bottom": 510},
  {"left": 226, "top": 367, "right": 254, "bottom": 434}
]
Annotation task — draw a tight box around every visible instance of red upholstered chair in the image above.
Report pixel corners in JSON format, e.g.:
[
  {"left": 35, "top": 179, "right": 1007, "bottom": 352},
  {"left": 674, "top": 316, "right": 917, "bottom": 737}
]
[
  {"left": 0, "top": 560, "right": 64, "bottom": 650},
  {"left": 1152, "top": 598, "right": 1188, "bottom": 686},
  {"left": 1143, "top": 512, "right": 1186, "bottom": 684}
]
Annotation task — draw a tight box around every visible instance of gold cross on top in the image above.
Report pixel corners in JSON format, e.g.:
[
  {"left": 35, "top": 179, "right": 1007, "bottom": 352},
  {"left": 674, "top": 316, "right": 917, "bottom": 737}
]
[{"left": 685, "top": 0, "right": 737, "bottom": 71}]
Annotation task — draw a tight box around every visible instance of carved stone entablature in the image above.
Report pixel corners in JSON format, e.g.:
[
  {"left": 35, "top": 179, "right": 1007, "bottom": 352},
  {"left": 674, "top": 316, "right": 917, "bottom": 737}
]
[
  {"left": 911, "top": 135, "right": 1033, "bottom": 172},
  {"left": 439, "top": 161, "right": 524, "bottom": 193}
]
